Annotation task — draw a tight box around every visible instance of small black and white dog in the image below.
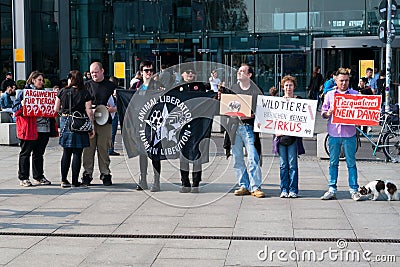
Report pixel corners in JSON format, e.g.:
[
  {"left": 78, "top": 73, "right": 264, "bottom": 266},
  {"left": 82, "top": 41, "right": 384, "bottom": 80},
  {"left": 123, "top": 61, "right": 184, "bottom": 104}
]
[{"left": 359, "top": 180, "right": 399, "bottom": 201}]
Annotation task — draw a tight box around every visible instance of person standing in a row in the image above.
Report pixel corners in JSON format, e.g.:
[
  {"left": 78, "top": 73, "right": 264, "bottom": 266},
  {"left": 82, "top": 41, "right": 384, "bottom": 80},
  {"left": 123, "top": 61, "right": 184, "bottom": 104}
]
[
  {"left": 320, "top": 67, "right": 361, "bottom": 201},
  {"left": 81, "top": 62, "right": 116, "bottom": 186},
  {"left": 230, "top": 64, "right": 265, "bottom": 198},
  {"left": 276, "top": 75, "right": 305, "bottom": 198},
  {"left": 177, "top": 66, "right": 207, "bottom": 193},
  {"left": 54, "top": 70, "right": 95, "bottom": 188},
  {"left": 135, "top": 60, "right": 164, "bottom": 192},
  {"left": 13, "top": 71, "right": 58, "bottom": 186}
]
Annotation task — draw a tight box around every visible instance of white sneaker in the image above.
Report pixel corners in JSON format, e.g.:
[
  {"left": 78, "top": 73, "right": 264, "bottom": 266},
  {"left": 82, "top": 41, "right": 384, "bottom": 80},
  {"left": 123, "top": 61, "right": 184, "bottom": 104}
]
[
  {"left": 351, "top": 192, "right": 361, "bottom": 201},
  {"left": 321, "top": 191, "right": 336, "bottom": 200},
  {"left": 32, "top": 178, "right": 51, "bottom": 185},
  {"left": 280, "top": 192, "right": 289, "bottom": 198},
  {"left": 19, "top": 179, "right": 32, "bottom": 187},
  {"left": 288, "top": 192, "right": 298, "bottom": 198}
]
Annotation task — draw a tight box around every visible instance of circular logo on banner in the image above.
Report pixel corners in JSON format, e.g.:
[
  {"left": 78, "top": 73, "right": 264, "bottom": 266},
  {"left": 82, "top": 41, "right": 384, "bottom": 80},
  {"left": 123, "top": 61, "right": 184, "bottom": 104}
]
[{"left": 139, "top": 96, "right": 193, "bottom": 159}]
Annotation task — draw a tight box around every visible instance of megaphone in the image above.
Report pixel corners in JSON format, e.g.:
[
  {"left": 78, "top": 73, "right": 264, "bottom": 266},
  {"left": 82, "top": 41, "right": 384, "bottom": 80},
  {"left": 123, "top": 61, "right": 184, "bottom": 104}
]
[{"left": 94, "top": 105, "right": 109, "bottom": 125}]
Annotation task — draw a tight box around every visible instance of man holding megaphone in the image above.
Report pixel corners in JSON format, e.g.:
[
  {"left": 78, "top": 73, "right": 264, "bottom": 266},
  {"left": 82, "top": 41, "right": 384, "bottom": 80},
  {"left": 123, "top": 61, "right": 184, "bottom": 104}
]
[{"left": 81, "top": 62, "right": 117, "bottom": 186}]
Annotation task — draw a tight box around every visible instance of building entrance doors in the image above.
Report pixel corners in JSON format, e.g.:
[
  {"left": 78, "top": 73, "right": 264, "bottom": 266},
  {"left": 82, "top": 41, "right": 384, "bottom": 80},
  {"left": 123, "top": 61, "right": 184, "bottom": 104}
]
[{"left": 223, "top": 52, "right": 307, "bottom": 95}]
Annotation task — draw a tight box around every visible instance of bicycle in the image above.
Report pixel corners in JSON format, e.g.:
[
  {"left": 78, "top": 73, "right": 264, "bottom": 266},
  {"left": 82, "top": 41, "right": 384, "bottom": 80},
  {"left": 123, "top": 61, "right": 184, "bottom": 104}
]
[{"left": 324, "top": 111, "right": 400, "bottom": 162}]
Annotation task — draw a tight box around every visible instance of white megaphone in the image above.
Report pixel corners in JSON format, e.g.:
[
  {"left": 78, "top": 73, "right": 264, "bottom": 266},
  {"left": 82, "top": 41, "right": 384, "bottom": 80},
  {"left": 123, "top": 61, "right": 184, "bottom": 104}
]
[{"left": 94, "top": 105, "right": 109, "bottom": 125}]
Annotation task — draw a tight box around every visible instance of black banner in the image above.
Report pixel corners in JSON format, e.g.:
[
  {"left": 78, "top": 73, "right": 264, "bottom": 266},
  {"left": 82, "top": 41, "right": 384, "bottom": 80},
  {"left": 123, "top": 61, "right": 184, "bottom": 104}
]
[{"left": 116, "top": 89, "right": 217, "bottom": 162}]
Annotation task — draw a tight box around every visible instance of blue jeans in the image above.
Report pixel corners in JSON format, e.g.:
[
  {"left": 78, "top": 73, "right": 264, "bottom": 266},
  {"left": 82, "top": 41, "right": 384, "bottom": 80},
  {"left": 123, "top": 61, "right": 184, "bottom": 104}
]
[
  {"left": 109, "top": 112, "right": 118, "bottom": 153},
  {"left": 232, "top": 125, "right": 262, "bottom": 192},
  {"left": 279, "top": 141, "right": 298, "bottom": 194},
  {"left": 328, "top": 135, "right": 358, "bottom": 193}
]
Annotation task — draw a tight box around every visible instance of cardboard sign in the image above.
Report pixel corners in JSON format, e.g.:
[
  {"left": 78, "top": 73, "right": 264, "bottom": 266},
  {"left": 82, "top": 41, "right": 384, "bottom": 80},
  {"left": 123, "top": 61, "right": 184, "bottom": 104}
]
[
  {"left": 23, "top": 89, "right": 57, "bottom": 117},
  {"left": 254, "top": 96, "right": 318, "bottom": 137},
  {"left": 332, "top": 94, "right": 382, "bottom": 126},
  {"left": 220, "top": 94, "right": 252, "bottom": 117}
]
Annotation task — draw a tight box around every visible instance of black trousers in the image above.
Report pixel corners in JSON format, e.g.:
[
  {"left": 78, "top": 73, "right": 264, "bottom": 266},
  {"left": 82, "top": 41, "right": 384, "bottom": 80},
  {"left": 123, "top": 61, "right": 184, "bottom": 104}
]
[
  {"left": 180, "top": 157, "right": 202, "bottom": 186},
  {"left": 18, "top": 133, "right": 50, "bottom": 181},
  {"left": 61, "top": 147, "right": 84, "bottom": 185}
]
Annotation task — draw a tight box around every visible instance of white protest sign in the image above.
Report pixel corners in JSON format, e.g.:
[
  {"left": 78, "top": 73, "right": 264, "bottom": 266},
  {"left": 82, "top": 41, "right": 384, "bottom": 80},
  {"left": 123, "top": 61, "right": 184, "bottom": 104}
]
[
  {"left": 254, "top": 96, "right": 318, "bottom": 137},
  {"left": 23, "top": 89, "right": 57, "bottom": 117}
]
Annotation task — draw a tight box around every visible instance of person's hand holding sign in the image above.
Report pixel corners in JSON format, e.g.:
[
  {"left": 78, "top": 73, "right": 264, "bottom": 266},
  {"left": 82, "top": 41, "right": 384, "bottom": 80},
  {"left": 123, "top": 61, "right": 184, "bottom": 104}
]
[{"left": 324, "top": 107, "right": 334, "bottom": 119}]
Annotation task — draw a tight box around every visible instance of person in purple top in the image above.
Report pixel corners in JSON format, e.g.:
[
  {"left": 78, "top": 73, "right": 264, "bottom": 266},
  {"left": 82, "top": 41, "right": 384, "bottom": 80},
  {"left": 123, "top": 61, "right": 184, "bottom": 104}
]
[{"left": 320, "top": 67, "right": 362, "bottom": 201}]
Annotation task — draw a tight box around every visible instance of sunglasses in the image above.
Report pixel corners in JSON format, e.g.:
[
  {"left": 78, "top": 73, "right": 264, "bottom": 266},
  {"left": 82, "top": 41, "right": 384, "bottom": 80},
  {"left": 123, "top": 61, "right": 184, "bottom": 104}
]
[
  {"left": 185, "top": 70, "right": 196, "bottom": 74},
  {"left": 143, "top": 68, "right": 153, "bottom": 73}
]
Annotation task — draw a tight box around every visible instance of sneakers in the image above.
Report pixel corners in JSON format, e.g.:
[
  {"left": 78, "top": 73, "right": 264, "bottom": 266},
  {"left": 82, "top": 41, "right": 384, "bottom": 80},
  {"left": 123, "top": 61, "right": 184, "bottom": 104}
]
[
  {"left": 179, "top": 186, "right": 191, "bottom": 193},
  {"left": 109, "top": 151, "right": 120, "bottom": 156},
  {"left": 288, "top": 192, "right": 298, "bottom": 198},
  {"left": 19, "top": 179, "right": 32, "bottom": 187},
  {"left": 32, "top": 177, "right": 51, "bottom": 185},
  {"left": 191, "top": 187, "right": 199, "bottom": 193},
  {"left": 321, "top": 191, "right": 336, "bottom": 200},
  {"left": 351, "top": 192, "right": 362, "bottom": 201},
  {"left": 280, "top": 192, "right": 289, "bottom": 198},
  {"left": 234, "top": 187, "right": 251, "bottom": 196},
  {"left": 71, "top": 182, "right": 88, "bottom": 189},
  {"left": 61, "top": 181, "right": 71, "bottom": 188},
  {"left": 101, "top": 174, "right": 112, "bottom": 186},
  {"left": 150, "top": 184, "right": 160, "bottom": 192},
  {"left": 251, "top": 189, "right": 265, "bottom": 198}
]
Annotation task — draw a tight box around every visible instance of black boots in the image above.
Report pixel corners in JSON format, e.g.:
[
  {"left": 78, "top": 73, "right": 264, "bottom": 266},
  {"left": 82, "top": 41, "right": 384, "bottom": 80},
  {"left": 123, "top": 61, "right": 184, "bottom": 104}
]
[
  {"left": 101, "top": 174, "right": 112, "bottom": 186},
  {"left": 81, "top": 172, "right": 93, "bottom": 186}
]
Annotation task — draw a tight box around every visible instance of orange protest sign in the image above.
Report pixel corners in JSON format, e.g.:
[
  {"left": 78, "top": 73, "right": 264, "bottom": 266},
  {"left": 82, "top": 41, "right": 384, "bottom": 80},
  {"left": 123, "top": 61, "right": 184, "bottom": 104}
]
[{"left": 332, "top": 94, "right": 382, "bottom": 126}]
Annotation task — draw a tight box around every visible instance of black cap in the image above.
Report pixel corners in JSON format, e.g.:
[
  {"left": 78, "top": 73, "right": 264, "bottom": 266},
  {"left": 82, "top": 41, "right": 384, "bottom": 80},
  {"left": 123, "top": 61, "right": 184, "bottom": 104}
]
[
  {"left": 180, "top": 65, "right": 196, "bottom": 74},
  {"left": 6, "top": 72, "right": 12, "bottom": 75}
]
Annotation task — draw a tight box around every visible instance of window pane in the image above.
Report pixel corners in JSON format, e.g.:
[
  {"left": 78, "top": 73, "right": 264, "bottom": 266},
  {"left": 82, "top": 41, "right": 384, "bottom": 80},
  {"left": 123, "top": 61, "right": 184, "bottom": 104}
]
[{"left": 255, "top": 0, "right": 308, "bottom": 32}]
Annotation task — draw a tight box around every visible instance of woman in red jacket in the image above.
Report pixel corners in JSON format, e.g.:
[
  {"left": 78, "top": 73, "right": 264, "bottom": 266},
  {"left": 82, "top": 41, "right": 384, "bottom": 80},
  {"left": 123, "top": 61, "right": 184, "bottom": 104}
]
[{"left": 13, "top": 71, "right": 59, "bottom": 187}]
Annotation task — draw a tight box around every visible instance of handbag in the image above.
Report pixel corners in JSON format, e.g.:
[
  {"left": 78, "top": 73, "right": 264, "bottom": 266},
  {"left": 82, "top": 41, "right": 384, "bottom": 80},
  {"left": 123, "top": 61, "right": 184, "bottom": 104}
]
[
  {"left": 70, "top": 111, "right": 93, "bottom": 132},
  {"left": 68, "top": 90, "right": 93, "bottom": 133},
  {"left": 279, "top": 135, "right": 296, "bottom": 146}
]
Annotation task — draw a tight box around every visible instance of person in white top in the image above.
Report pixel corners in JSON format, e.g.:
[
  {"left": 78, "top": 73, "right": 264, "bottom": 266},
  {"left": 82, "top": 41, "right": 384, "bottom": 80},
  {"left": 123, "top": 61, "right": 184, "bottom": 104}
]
[{"left": 209, "top": 69, "right": 221, "bottom": 92}]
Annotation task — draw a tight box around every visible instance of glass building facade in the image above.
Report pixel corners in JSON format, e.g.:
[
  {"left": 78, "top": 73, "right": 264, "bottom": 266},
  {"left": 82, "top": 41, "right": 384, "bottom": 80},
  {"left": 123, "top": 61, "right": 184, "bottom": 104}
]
[
  {"left": 3, "top": 0, "right": 400, "bottom": 97},
  {"left": 0, "top": 0, "right": 13, "bottom": 82}
]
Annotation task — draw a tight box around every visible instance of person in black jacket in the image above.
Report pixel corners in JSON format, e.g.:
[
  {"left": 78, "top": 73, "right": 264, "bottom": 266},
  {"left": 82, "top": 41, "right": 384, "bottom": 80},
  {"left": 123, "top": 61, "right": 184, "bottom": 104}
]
[{"left": 176, "top": 65, "right": 206, "bottom": 193}]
